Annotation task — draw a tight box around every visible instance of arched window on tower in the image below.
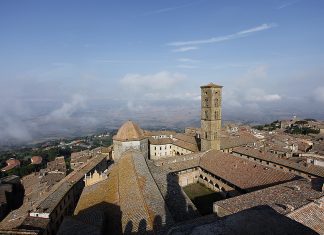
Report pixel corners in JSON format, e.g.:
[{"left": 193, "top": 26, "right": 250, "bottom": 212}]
[
  {"left": 214, "top": 111, "right": 217, "bottom": 120},
  {"left": 214, "top": 98, "right": 218, "bottom": 107},
  {"left": 205, "top": 110, "right": 208, "bottom": 119},
  {"left": 205, "top": 132, "right": 207, "bottom": 139}
]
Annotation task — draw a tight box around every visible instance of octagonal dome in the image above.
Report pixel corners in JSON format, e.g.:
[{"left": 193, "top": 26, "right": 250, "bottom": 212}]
[{"left": 113, "top": 120, "right": 145, "bottom": 141}]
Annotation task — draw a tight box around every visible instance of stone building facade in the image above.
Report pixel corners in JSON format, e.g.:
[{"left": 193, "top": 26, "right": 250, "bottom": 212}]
[
  {"left": 200, "top": 83, "right": 222, "bottom": 151},
  {"left": 112, "top": 121, "right": 148, "bottom": 161}
]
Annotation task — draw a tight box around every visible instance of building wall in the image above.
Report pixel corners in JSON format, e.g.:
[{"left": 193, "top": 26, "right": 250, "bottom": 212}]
[
  {"left": 28, "top": 153, "right": 108, "bottom": 235},
  {"left": 113, "top": 139, "right": 148, "bottom": 161},
  {"left": 172, "top": 145, "right": 193, "bottom": 156},
  {"left": 177, "top": 168, "right": 200, "bottom": 187},
  {"left": 84, "top": 170, "right": 107, "bottom": 186},
  {"left": 201, "top": 86, "right": 222, "bottom": 151},
  {"left": 177, "top": 168, "right": 240, "bottom": 198},
  {"left": 307, "top": 158, "right": 324, "bottom": 167},
  {"left": 150, "top": 144, "right": 173, "bottom": 160},
  {"left": 149, "top": 143, "right": 193, "bottom": 160}
]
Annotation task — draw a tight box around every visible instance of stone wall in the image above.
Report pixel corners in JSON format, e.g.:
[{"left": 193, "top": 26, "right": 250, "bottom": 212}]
[
  {"left": 178, "top": 169, "right": 199, "bottom": 187},
  {"left": 113, "top": 139, "right": 148, "bottom": 161},
  {"left": 177, "top": 167, "right": 241, "bottom": 198}
]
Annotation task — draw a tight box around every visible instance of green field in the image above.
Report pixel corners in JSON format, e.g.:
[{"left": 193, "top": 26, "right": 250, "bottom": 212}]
[{"left": 183, "top": 183, "right": 224, "bottom": 215}]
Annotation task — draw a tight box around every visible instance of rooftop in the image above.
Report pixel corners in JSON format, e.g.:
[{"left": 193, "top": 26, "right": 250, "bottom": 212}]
[
  {"left": 149, "top": 137, "right": 173, "bottom": 145},
  {"left": 113, "top": 120, "right": 145, "bottom": 141},
  {"left": 200, "top": 83, "right": 223, "bottom": 88},
  {"left": 63, "top": 150, "right": 173, "bottom": 234},
  {"left": 287, "top": 196, "right": 324, "bottom": 234},
  {"left": 233, "top": 147, "right": 324, "bottom": 178},
  {"left": 214, "top": 179, "right": 323, "bottom": 216},
  {"left": 200, "top": 150, "right": 297, "bottom": 191},
  {"left": 168, "top": 205, "right": 317, "bottom": 235}
]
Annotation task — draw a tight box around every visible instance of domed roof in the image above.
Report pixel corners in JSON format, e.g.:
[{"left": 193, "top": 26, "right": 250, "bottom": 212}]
[{"left": 113, "top": 120, "right": 144, "bottom": 141}]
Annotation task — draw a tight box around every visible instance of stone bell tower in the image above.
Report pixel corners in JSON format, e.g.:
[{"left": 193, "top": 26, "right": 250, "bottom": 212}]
[{"left": 200, "top": 83, "right": 223, "bottom": 151}]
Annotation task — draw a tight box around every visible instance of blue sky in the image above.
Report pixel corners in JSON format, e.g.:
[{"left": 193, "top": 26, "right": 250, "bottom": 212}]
[{"left": 0, "top": 0, "right": 324, "bottom": 144}]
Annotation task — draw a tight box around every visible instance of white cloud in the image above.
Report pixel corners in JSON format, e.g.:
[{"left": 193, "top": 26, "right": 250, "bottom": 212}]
[
  {"left": 120, "top": 71, "right": 186, "bottom": 95},
  {"left": 0, "top": 118, "right": 32, "bottom": 143},
  {"left": 177, "top": 58, "right": 199, "bottom": 63},
  {"left": 144, "top": 1, "right": 199, "bottom": 15},
  {"left": 176, "top": 64, "right": 198, "bottom": 69},
  {"left": 277, "top": 0, "right": 300, "bottom": 9},
  {"left": 236, "top": 64, "right": 269, "bottom": 86},
  {"left": 168, "top": 23, "right": 276, "bottom": 46},
  {"left": 172, "top": 46, "right": 199, "bottom": 52},
  {"left": 247, "top": 64, "right": 268, "bottom": 78},
  {"left": 245, "top": 88, "right": 281, "bottom": 102},
  {"left": 46, "top": 94, "right": 86, "bottom": 121},
  {"left": 313, "top": 86, "right": 324, "bottom": 103}
]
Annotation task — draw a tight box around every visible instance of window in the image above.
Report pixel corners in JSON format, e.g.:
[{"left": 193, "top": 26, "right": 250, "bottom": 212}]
[
  {"left": 214, "top": 111, "right": 217, "bottom": 120},
  {"left": 154, "top": 147, "right": 156, "bottom": 150},
  {"left": 160, "top": 147, "right": 162, "bottom": 150},
  {"left": 170, "top": 146, "right": 171, "bottom": 149},
  {"left": 205, "top": 111, "right": 208, "bottom": 119},
  {"left": 214, "top": 98, "right": 218, "bottom": 107},
  {"left": 205, "top": 132, "right": 207, "bottom": 138}
]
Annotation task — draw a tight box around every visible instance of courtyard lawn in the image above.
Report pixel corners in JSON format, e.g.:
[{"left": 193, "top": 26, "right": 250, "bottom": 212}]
[{"left": 183, "top": 183, "right": 224, "bottom": 215}]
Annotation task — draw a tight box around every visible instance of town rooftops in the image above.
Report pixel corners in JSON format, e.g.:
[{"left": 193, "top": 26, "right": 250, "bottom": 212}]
[
  {"left": 199, "top": 150, "right": 297, "bottom": 191},
  {"left": 62, "top": 149, "right": 173, "bottom": 234},
  {"left": 0, "top": 149, "right": 110, "bottom": 233},
  {"left": 200, "top": 83, "right": 223, "bottom": 88},
  {"left": 214, "top": 179, "right": 324, "bottom": 216},
  {"left": 174, "top": 133, "right": 197, "bottom": 145},
  {"left": 113, "top": 120, "right": 145, "bottom": 141},
  {"left": 220, "top": 132, "right": 257, "bottom": 150},
  {"left": 168, "top": 205, "right": 317, "bottom": 235},
  {"left": 1, "top": 158, "right": 20, "bottom": 172},
  {"left": 30, "top": 156, "right": 42, "bottom": 165},
  {"left": 233, "top": 146, "right": 324, "bottom": 178},
  {"left": 144, "top": 130, "right": 176, "bottom": 137},
  {"left": 173, "top": 139, "right": 199, "bottom": 152},
  {"left": 287, "top": 196, "right": 324, "bottom": 234}
]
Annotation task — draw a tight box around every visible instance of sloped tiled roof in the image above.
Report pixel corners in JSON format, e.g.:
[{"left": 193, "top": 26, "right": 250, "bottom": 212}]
[
  {"left": 287, "top": 196, "right": 324, "bottom": 234},
  {"left": 113, "top": 120, "right": 145, "bottom": 141},
  {"left": 214, "top": 179, "right": 323, "bottom": 216},
  {"left": 200, "top": 83, "right": 223, "bottom": 88},
  {"left": 149, "top": 137, "right": 173, "bottom": 145},
  {"left": 233, "top": 147, "right": 324, "bottom": 178},
  {"left": 66, "top": 150, "right": 172, "bottom": 234},
  {"left": 199, "top": 150, "right": 296, "bottom": 191}
]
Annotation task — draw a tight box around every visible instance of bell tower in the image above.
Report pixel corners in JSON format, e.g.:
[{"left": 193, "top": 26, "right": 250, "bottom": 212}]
[{"left": 200, "top": 83, "right": 223, "bottom": 151}]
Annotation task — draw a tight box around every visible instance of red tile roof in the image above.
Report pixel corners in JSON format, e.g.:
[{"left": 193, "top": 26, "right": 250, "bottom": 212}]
[{"left": 199, "top": 150, "right": 296, "bottom": 191}]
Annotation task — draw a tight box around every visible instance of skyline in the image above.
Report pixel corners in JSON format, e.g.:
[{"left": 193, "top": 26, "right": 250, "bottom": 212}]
[{"left": 1, "top": 0, "right": 324, "bottom": 144}]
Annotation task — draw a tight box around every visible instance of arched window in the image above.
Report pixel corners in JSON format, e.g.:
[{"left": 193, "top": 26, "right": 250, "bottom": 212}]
[
  {"left": 205, "top": 110, "right": 208, "bottom": 119},
  {"left": 205, "top": 132, "right": 207, "bottom": 139},
  {"left": 214, "top": 98, "right": 218, "bottom": 107}
]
